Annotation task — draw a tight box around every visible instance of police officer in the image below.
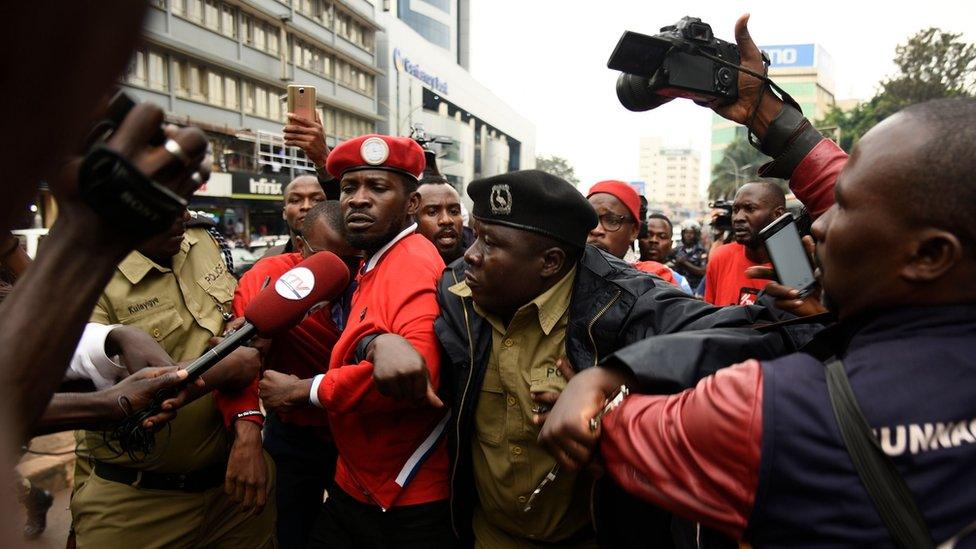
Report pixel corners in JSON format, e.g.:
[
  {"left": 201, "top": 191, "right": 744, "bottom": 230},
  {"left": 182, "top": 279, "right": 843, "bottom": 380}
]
[{"left": 70, "top": 210, "right": 275, "bottom": 548}]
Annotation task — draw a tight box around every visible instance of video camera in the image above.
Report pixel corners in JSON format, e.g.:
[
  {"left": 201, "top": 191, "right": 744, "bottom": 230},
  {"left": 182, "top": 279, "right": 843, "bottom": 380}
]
[
  {"left": 607, "top": 17, "right": 740, "bottom": 111},
  {"left": 709, "top": 200, "right": 733, "bottom": 232}
]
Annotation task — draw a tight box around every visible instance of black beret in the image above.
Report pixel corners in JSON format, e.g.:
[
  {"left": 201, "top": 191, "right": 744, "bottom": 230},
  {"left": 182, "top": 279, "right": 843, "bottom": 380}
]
[{"left": 468, "top": 169, "right": 598, "bottom": 248}]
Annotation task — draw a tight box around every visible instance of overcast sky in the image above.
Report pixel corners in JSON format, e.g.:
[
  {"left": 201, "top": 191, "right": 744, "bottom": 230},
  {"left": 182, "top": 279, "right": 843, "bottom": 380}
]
[{"left": 467, "top": 1, "right": 976, "bottom": 194}]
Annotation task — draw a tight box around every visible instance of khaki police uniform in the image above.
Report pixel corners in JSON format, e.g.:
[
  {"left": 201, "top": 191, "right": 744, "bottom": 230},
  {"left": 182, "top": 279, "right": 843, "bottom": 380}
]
[
  {"left": 70, "top": 227, "right": 276, "bottom": 549},
  {"left": 451, "top": 267, "right": 598, "bottom": 548}
]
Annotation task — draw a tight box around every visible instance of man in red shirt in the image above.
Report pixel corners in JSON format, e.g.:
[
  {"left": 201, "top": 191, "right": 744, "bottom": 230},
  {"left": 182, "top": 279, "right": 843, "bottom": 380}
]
[
  {"left": 704, "top": 181, "right": 786, "bottom": 305},
  {"left": 258, "top": 135, "right": 452, "bottom": 548},
  {"left": 230, "top": 200, "right": 359, "bottom": 549}
]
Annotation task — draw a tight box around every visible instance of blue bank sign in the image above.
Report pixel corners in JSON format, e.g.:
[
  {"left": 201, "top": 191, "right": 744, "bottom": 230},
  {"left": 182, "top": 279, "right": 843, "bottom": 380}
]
[
  {"left": 393, "top": 48, "right": 449, "bottom": 95},
  {"left": 761, "top": 44, "right": 815, "bottom": 68}
]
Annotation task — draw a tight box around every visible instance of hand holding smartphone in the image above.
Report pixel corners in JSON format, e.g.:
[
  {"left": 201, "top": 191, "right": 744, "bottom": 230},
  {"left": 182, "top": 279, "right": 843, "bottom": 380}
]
[
  {"left": 287, "top": 85, "right": 316, "bottom": 122},
  {"left": 759, "top": 212, "right": 818, "bottom": 298}
]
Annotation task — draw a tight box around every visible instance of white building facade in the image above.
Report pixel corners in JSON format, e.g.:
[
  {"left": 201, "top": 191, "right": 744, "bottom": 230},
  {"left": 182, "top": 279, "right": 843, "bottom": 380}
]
[
  {"left": 638, "top": 137, "right": 701, "bottom": 208},
  {"left": 376, "top": 0, "right": 536, "bottom": 208}
]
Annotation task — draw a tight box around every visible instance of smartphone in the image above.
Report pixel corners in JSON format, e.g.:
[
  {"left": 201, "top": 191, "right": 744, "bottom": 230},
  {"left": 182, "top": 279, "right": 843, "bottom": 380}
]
[
  {"left": 287, "top": 85, "right": 316, "bottom": 121},
  {"left": 759, "top": 212, "right": 818, "bottom": 297}
]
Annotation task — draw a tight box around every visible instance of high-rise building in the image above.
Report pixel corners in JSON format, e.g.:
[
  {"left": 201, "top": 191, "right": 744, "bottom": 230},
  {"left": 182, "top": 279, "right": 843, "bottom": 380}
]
[
  {"left": 710, "top": 44, "right": 835, "bottom": 174},
  {"left": 376, "top": 0, "right": 535, "bottom": 209},
  {"left": 638, "top": 137, "right": 701, "bottom": 208},
  {"left": 121, "top": 0, "right": 384, "bottom": 236}
]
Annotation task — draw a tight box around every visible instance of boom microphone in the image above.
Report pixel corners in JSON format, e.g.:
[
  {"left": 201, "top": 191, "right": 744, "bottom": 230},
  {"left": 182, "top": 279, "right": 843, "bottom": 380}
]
[{"left": 182, "top": 251, "right": 351, "bottom": 380}]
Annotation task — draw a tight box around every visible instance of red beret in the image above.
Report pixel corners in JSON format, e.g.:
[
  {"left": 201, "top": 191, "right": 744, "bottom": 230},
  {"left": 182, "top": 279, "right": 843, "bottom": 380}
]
[
  {"left": 587, "top": 180, "right": 641, "bottom": 222},
  {"left": 326, "top": 134, "right": 426, "bottom": 180}
]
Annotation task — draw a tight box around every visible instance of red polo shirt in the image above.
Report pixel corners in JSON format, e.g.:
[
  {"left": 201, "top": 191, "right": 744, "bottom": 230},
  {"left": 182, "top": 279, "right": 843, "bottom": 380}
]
[
  {"left": 310, "top": 226, "right": 449, "bottom": 509},
  {"left": 704, "top": 243, "right": 772, "bottom": 306}
]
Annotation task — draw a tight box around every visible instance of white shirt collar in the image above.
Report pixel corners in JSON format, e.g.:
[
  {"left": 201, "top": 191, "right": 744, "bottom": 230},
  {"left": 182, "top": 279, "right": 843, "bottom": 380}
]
[{"left": 363, "top": 223, "right": 418, "bottom": 274}]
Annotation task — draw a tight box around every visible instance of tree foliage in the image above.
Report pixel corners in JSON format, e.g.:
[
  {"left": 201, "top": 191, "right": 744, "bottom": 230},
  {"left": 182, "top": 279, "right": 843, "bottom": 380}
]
[
  {"left": 818, "top": 28, "right": 976, "bottom": 151},
  {"left": 708, "top": 135, "right": 784, "bottom": 200},
  {"left": 535, "top": 155, "right": 580, "bottom": 187}
]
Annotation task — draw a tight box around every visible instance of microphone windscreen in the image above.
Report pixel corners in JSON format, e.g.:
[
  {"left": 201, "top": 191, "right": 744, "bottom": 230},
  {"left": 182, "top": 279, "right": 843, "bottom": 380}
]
[{"left": 244, "top": 251, "right": 351, "bottom": 335}]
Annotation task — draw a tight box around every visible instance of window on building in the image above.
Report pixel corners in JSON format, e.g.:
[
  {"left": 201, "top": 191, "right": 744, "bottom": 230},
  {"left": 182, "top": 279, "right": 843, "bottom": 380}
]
[
  {"left": 335, "top": 9, "right": 375, "bottom": 52},
  {"left": 220, "top": 4, "right": 236, "bottom": 38},
  {"left": 296, "top": 0, "right": 333, "bottom": 28},
  {"left": 203, "top": 0, "right": 220, "bottom": 31},
  {"left": 148, "top": 51, "right": 168, "bottom": 91},
  {"left": 207, "top": 71, "right": 223, "bottom": 106},
  {"left": 126, "top": 49, "right": 148, "bottom": 87},
  {"left": 224, "top": 76, "right": 238, "bottom": 109},
  {"left": 255, "top": 86, "right": 268, "bottom": 118},
  {"left": 241, "top": 13, "right": 280, "bottom": 55},
  {"left": 396, "top": 0, "right": 450, "bottom": 50}
]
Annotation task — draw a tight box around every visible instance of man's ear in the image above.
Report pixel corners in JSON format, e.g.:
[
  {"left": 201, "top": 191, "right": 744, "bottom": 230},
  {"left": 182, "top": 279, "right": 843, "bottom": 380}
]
[
  {"left": 406, "top": 190, "right": 421, "bottom": 217},
  {"left": 902, "top": 228, "right": 963, "bottom": 283},
  {"left": 540, "top": 247, "right": 567, "bottom": 278}
]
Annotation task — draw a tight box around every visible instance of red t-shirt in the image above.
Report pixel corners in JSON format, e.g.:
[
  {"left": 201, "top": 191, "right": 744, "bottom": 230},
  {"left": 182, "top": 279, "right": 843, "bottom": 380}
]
[
  {"left": 313, "top": 232, "right": 448, "bottom": 509},
  {"left": 704, "top": 243, "right": 772, "bottom": 306},
  {"left": 231, "top": 252, "right": 340, "bottom": 428}
]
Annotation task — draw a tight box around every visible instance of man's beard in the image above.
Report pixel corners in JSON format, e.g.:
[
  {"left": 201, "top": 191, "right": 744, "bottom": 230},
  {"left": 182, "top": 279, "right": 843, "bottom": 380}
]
[
  {"left": 440, "top": 241, "right": 466, "bottom": 264},
  {"left": 346, "top": 213, "right": 407, "bottom": 256}
]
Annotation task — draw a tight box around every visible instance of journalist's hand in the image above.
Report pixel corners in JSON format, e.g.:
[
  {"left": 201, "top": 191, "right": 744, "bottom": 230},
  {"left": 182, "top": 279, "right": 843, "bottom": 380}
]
[
  {"left": 51, "top": 102, "right": 210, "bottom": 252},
  {"left": 711, "top": 14, "right": 784, "bottom": 140},
  {"left": 202, "top": 344, "right": 262, "bottom": 392},
  {"left": 105, "top": 366, "right": 204, "bottom": 430},
  {"left": 745, "top": 235, "right": 827, "bottom": 316}
]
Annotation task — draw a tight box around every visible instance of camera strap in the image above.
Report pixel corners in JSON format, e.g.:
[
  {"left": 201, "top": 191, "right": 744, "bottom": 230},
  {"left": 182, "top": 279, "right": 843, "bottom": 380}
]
[{"left": 825, "top": 357, "right": 936, "bottom": 549}]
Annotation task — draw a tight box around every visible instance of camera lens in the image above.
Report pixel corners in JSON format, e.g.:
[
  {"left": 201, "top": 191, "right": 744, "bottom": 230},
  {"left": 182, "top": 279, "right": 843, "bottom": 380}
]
[
  {"left": 299, "top": 88, "right": 305, "bottom": 94},
  {"left": 616, "top": 73, "right": 674, "bottom": 112},
  {"left": 716, "top": 67, "right": 733, "bottom": 87}
]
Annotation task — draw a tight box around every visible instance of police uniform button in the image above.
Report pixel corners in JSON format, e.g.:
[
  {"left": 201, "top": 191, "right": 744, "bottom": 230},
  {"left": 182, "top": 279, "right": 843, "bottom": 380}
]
[
  {"left": 517, "top": 496, "right": 527, "bottom": 503},
  {"left": 504, "top": 338, "right": 514, "bottom": 348},
  {"left": 507, "top": 395, "right": 516, "bottom": 407},
  {"left": 152, "top": 328, "right": 161, "bottom": 339},
  {"left": 511, "top": 446, "right": 522, "bottom": 455}
]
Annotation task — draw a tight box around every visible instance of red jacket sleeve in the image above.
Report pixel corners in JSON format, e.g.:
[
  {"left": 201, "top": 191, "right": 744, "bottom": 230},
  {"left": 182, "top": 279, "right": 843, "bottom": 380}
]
[
  {"left": 212, "top": 265, "right": 267, "bottom": 429},
  {"left": 316, "top": 282, "right": 442, "bottom": 415},
  {"left": 600, "top": 359, "right": 764, "bottom": 540},
  {"left": 787, "top": 139, "right": 847, "bottom": 219}
]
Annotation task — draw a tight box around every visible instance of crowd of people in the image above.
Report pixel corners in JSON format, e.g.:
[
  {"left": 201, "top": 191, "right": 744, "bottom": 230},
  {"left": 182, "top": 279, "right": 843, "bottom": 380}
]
[{"left": 0, "top": 4, "right": 974, "bottom": 548}]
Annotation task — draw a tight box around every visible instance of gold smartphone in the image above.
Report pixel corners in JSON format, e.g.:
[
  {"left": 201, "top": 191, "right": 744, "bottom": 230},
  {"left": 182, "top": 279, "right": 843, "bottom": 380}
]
[{"left": 286, "top": 85, "right": 316, "bottom": 121}]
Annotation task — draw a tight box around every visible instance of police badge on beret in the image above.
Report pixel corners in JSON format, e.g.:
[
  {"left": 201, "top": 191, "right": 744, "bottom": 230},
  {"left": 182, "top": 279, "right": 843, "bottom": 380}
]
[{"left": 490, "top": 184, "right": 512, "bottom": 215}]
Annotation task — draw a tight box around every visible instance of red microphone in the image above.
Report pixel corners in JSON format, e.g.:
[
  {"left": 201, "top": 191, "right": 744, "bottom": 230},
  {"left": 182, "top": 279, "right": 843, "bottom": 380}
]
[{"left": 182, "top": 251, "right": 351, "bottom": 380}]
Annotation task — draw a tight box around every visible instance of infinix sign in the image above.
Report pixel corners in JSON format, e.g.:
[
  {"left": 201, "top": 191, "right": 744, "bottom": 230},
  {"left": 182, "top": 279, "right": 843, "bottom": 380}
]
[{"left": 393, "top": 48, "right": 449, "bottom": 95}]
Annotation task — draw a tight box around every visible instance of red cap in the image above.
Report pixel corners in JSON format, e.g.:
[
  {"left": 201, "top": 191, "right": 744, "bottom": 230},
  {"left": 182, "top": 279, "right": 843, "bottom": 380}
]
[
  {"left": 326, "top": 134, "right": 426, "bottom": 180},
  {"left": 587, "top": 180, "right": 641, "bottom": 223}
]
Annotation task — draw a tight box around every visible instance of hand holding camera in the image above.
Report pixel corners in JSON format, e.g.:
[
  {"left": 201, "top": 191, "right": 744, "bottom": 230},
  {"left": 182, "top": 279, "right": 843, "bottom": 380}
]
[
  {"left": 52, "top": 96, "right": 210, "bottom": 253},
  {"left": 608, "top": 14, "right": 785, "bottom": 140}
]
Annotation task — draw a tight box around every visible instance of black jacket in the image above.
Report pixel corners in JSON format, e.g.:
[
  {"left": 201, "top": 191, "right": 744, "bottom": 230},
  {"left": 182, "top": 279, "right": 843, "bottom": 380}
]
[{"left": 435, "top": 246, "right": 809, "bottom": 546}]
